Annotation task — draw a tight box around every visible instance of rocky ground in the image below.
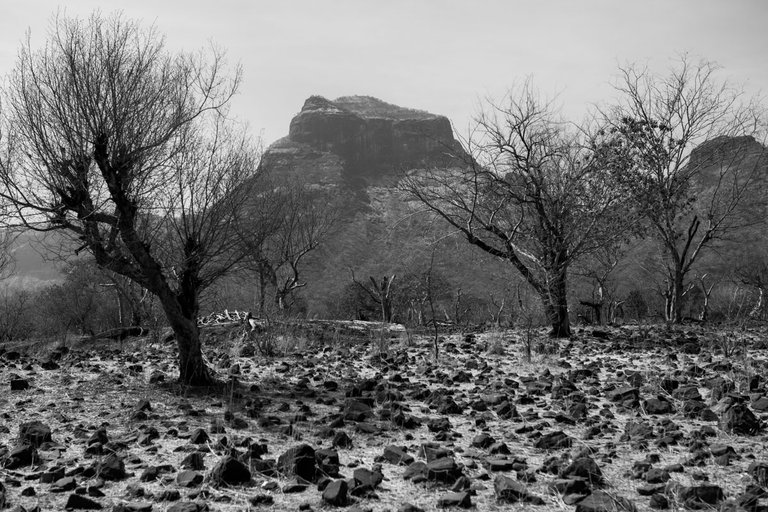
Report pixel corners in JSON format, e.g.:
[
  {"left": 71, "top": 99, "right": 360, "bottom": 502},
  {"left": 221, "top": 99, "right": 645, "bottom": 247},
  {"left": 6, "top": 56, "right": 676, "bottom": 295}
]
[{"left": 1, "top": 323, "right": 768, "bottom": 512}]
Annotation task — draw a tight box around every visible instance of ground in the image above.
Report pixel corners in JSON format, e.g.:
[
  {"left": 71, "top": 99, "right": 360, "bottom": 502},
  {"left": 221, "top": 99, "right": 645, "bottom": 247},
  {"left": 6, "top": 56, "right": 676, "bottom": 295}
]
[{"left": 0, "top": 323, "right": 767, "bottom": 512}]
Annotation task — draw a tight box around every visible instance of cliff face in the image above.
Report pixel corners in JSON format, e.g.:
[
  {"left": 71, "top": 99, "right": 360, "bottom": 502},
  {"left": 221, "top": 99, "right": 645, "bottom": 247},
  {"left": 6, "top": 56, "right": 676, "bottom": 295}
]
[{"left": 262, "top": 95, "right": 466, "bottom": 190}]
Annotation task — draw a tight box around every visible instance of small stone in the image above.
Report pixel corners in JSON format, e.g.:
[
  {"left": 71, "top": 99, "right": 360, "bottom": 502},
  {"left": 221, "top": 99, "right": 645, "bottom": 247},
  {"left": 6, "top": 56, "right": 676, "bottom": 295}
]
[
  {"left": 437, "top": 491, "right": 471, "bottom": 508},
  {"left": 10, "top": 378, "right": 30, "bottom": 391},
  {"left": 382, "top": 446, "right": 414, "bottom": 466},
  {"left": 208, "top": 456, "right": 251, "bottom": 486},
  {"left": 649, "top": 493, "right": 669, "bottom": 509},
  {"left": 96, "top": 453, "right": 126, "bottom": 481},
  {"left": 534, "top": 431, "right": 572, "bottom": 450},
  {"left": 19, "top": 420, "right": 52, "bottom": 447},
  {"left": 189, "top": 429, "right": 209, "bottom": 444},
  {"left": 575, "top": 491, "right": 636, "bottom": 512},
  {"left": 65, "top": 493, "right": 103, "bottom": 509},
  {"left": 176, "top": 470, "right": 204, "bottom": 488},
  {"left": 322, "top": 480, "right": 348, "bottom": 506},
  {"left": 277, "top": 444, "right": 317, "bottom": 482}
]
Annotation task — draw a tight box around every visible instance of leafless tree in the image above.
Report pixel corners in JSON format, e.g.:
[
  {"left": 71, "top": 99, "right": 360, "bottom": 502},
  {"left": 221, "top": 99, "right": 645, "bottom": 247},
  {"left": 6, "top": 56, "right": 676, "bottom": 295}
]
[
  {"left": 600, "top": 56, "right": 767, "bottom": 323},
  {"left": 238, "top": 181, "right": 339, "bottom": 314},
  {"left": 574, "top": 241, "right": 629, "bottom": 325},
  {"left": 351, "top": 270, "right": 395, "bottom": 323},
  {"left": 0, "top": 12, "right": 260, "bottom": 385},
  {"left": 402, "top": 83, "right": 631, "bottom": 337}
]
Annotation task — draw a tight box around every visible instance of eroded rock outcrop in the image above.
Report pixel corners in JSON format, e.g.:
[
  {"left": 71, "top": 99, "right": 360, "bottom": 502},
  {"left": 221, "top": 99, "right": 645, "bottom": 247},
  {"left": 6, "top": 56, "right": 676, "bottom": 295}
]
[{"left": 261, "top": 95, "right": 466, "bottom": 191}]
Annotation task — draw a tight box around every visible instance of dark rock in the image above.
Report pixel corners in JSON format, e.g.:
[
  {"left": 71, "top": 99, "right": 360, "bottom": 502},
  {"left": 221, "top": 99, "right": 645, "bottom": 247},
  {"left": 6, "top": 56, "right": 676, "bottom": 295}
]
[
  {"left": 181, "top": 452, "right": 206, "bottom": 470},
  {"left": 166, "top": 503, "right": 209, "bottom": 512},
  {"left": 383, "top": 445, "right": 414, "bottom": 465},
  {"left": 644, "top": 397, "right": 674, "bottom": 415},
  {"left": 19, "top": 421, "right": 52, "bottom": 447},
  {"left": 322, "top": 480, "right": 349, "bottom": 506},
  {"left": 208, "top": 456, "right": 251, "bottom": 486},
  {"left": 344, "top": 399, "right": 373, "bottom": 421},
  {"left": 720, "top": 404, "right": 762, "bottom": 435},
  {"left": 189, "top": 429, "right": 209, "bottom": 445},
  {"left": 51, "top": 476, "right": 77, "bottom": 492},
  {"left": 332, "top": 431, "right": 353, "bottom": 449},
  {"left": 427, "top": 417, "right": 452, "bottom": 432},
  {"left": 494, "top": 401, "right": 518, "bottom": 419},
  {"left": 534, "top": 431, "right": 572, "bottom": 450},
  {"left": 427, "top": 457, "right": 463, "bottom": 484},
  {"left": 487, "top": 458, "right": 525, "bottom": 472},
  {"left": 277, "top": 444, "right": 317, "bottom": 482},
  {"left": 749, "top": 462, "right": 768, "bottom": 487},
  {"left": 248, "top": 495, "right": 274, "bottom": 506},
  {"left": 87, "top": 428, "right": 108, "bottom": 447},
  {"left": 645, "top": 468, "right": 670, "bottom": 484},
  {"left": 575, "top": 491, "right": 637, "bottom": 512},
  {"left": 96, "top": 453, "right": 126, "bottom": 481},
  {"left": 549, "top": 478, "right": 590, "bottom": 496},
  {"left": 678, "top": 485, "right": 725, "bottom": 509},
  {"left": 5, "top": 443, "right": 38, "bottom": 469},
  {"left": 112, "top": 503, "right": 153, "bottom": 512},
  {"left": 560, "top": 457, "right": 604, "bottom": 487},
  {"left": 420, "top": 444, "right": 452, "bottom": 462},
  {"left": 494, "top": 474, "right": 545, "bottom": 504},
  {"left": 637, "top": 484, "right": 666, "bottom": 496},
  {"left": 674, "top": 386, "right": 702, "bottom": 401},
  {"left": 437, "top": 491, "right": 472, "bottom": 508},
  {"left": 176, "top": 470, "right": 204, "bottom": 488},
  {"left": 282, "top": 479, "right": 309, "bottom": 493},
  {"left": 398, "top": 504, "right": 425, "bottom": 512},
  {"left": 10, "top": 378, "right": 30, "bottom": 391},
  {"left": 65, "top": 493, "right": 103, "bottom": 509},
  {"left": 403, "top": 461, "right": 428, "bottom": 481},
  {"left": 249, "top": 458, "right": 277, "bottom": 477},
  {"left": 752, "top": 396, "right": 768, "bottom": 412},
  {"left": 649, "top": 493, "right": 669, "bottom": 509},
  {"left": 471, "top": 432, "right": 495, "bottom": 449},
  {"left": 353, "top": 467, "right": 383, "bottom": 489},
  {"left": 608, "top": 386, "right": 639, "bottom": 403}
]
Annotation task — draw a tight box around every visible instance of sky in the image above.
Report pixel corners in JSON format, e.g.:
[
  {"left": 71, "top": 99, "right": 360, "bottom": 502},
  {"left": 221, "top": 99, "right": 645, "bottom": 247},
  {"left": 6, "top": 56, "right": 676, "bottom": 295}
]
[{"left": 0, "top": 0, "right": 766, "bottom": 146}]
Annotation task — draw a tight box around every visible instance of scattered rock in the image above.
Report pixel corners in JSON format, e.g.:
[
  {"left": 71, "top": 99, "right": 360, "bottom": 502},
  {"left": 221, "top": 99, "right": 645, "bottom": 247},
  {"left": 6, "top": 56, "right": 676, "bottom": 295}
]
[
  {"left": 18, "top": 421, "right": 52, "bottom": 447},
  {"left": 436, "top": 491, "right": 471, "bottom": 508},
  {"left": 278, "top": 444, "right": 317, "bottom": 482},
  {"left": 575, "top": 491, "right": 637, "bottom": 512},
  {"left": 719, "top": 404, "right": 762, "bottom": 435},
  {"left": 65, "top": 493, "right": 103, "bottom": 509},
  {"left": 208, "top": 455, "right": 251, "bottom": 486},
  {"left": 322, "top": 480, "right": 349, "bottom": 506}
]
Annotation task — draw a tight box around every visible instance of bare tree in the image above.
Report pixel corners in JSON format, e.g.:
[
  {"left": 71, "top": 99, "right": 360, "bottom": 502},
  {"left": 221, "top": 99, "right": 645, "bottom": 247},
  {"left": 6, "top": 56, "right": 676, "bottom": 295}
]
[
  {"left": 600, "top": 56, "right": 767, "bottom": 323},
  {"left": 351, "top": 271, "right": 396, "bottom": 323},
  {"left": 402, "top": 83, "right": 631, "bottom": 337},
  {"left": 574, "top": 241, "right": 629, "bottom": 325},
  {"left": 238, "top": 181, "right": 339, "bottom": 314},
  {"left": 0, "top": 12, "right": 260, "bottom": 384}
]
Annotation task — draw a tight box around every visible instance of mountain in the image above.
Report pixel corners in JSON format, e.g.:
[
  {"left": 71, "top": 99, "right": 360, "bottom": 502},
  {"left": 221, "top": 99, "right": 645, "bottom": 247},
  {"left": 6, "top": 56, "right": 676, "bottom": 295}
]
[
  {"left": 254, "top": 95, "right": 517, "bottom": 320},
  {"left": 261, "top": 95, "right": 467, "bottom": 194}
]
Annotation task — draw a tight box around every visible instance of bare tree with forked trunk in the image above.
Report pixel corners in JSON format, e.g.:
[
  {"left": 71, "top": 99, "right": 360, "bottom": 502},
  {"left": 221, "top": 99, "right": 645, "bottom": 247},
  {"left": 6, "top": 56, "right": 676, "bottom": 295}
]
[
  {"left": 402, "top": 83, "right": 632, "bottom": 337},
  {"left": 0, "top": 12, "right": 261, "bottom": 385},
  {"left": 599, "top": 56, "right": 767, "bottom": 323}
]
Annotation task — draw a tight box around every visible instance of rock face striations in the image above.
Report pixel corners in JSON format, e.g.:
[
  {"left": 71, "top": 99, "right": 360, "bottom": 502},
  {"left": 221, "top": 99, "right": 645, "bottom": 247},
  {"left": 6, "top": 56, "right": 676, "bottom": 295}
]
[{"left": 261, "top": 95, "right": 466, "bottom": 192}]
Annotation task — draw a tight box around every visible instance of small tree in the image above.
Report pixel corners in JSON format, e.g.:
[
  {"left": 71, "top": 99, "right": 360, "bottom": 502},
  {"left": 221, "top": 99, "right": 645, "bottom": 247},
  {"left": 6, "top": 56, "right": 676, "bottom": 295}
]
[
  {"left": 0, "top": 12, "right": 259, "bottom": 384},
  {"left": 600, "top": 57, "right": 767, "bottom": 323},
  {"left": 403, "top": 83, "right": 631, "bottom": 337},
  {"left": 351, "top": 271, "right": 396, "bottom": 323},
  {"left": 238, "top": 181, "right": 339, "bottom": 314}
]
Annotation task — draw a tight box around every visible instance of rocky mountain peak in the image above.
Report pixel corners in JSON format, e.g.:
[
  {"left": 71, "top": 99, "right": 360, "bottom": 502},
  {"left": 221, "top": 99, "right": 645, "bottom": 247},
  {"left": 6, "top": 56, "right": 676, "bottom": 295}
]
[{"left": 264, "top": 95, "right": 466, "bottom": 191}]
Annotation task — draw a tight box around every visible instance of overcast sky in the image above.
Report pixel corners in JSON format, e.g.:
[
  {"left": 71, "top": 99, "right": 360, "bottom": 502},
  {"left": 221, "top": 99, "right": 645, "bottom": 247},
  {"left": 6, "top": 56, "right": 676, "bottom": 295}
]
[{"left": 1, "top": 0, "right": 766, "bottom": 146}]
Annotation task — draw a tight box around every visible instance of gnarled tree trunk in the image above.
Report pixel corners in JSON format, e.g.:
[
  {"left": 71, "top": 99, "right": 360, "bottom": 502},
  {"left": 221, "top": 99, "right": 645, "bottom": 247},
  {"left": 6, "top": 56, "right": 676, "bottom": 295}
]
[{"left": 544, "top": 271, "right": 571, "bottom": 338}]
